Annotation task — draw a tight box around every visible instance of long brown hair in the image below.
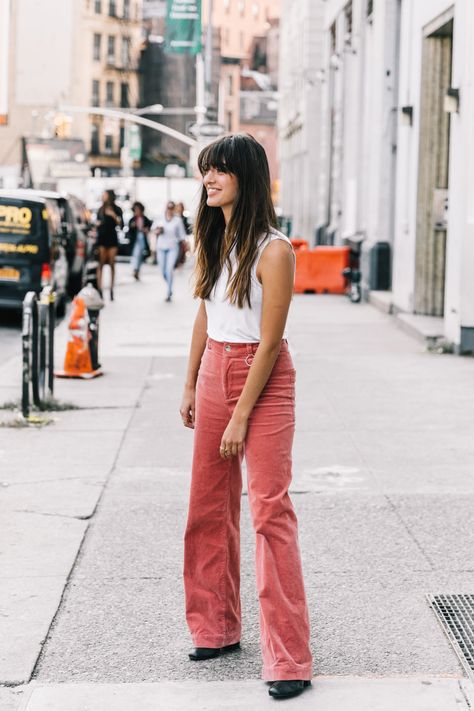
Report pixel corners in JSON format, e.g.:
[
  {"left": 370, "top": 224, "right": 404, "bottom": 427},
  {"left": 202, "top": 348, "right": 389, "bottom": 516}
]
[{"left": 193, "top": 133, "right": 277, "bottom": 308}]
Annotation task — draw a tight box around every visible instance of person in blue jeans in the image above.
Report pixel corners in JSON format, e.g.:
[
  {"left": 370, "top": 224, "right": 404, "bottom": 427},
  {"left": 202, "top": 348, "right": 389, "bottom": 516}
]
[
  {"left": 128, "top": 202, "right": 152, "bottom": 281},
  {"left": 153, "top": 201, "right": 186, "bottom": 302}
]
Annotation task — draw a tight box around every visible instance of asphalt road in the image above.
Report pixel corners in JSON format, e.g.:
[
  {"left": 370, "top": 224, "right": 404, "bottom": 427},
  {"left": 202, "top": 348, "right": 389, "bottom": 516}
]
[{"left": 0, "top": 308, "right": 22, "bottom": 367}]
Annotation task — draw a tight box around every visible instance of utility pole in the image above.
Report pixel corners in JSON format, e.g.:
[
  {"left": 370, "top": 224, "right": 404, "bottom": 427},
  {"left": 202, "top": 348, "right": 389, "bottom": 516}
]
[{"left": 204, "top": 0, "right": 214, "bottom": 111}]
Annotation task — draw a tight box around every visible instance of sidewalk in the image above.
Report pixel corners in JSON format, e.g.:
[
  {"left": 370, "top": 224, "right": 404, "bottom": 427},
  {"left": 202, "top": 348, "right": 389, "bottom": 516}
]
[{"left": 1, "top": 261, "right": 473, "bottom": 710}]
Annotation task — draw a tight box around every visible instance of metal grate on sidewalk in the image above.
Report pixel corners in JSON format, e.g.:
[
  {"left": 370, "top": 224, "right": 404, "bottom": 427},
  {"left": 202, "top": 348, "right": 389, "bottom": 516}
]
[{"left": 427, "top": 594, "right": 474, "bottom": 680}]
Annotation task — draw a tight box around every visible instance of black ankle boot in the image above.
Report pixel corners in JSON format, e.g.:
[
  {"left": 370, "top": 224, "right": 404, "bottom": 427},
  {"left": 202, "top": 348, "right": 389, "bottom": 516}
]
[
  {"left": 188, "top": 642, "right": 240, "bottom": 661},
  {"left": 268, "top": 680, "right": 311, "bottom": 699}
]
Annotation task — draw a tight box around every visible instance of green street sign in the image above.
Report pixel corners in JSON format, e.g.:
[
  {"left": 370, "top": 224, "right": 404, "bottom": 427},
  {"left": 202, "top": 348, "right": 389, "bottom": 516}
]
[
  {"left": 128, "top": 124, "right": 142, "bottom": 160},
  {"left": 165, "top": 0, "right": 202, "bottom": 55}
]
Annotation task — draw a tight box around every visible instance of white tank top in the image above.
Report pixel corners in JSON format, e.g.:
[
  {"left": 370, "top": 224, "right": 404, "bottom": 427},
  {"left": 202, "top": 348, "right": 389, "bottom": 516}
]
[{"left": 205, "top": 229, "right": 293, "bottom": 343}]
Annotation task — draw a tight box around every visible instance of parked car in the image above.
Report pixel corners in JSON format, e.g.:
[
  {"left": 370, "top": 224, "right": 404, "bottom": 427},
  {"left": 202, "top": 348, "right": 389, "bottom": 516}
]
[
  {"left": 0, "top": 191, "right": 69, "bottom": 313},
  {"left": 4, "top": 189, "right": 94, "bottom": 296}
]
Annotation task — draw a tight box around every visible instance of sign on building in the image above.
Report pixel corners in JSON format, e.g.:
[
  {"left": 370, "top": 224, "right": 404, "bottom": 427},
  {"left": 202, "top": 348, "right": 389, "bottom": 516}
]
[{"left": 165, "top": 0, "right": 202, "bottom": 54}]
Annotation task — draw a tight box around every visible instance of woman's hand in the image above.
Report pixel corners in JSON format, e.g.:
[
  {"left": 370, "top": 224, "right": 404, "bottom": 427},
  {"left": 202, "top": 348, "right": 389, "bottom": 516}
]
[
  {"left": 220, "top": 414, "right": 248, "bottom": 459},
  {"left": 180, "top": 386, "right": 196, "bottom": 429}
]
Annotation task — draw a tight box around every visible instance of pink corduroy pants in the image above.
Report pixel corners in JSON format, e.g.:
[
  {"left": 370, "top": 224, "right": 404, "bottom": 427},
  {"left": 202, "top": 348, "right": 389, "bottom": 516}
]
[{"left": 183, "top": 337, "right": 312, "bottom": 681}]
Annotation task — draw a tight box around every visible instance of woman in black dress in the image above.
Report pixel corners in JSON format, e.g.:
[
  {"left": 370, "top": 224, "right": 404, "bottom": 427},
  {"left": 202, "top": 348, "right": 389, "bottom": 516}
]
[{"left": 96, "top": 190, "right": 123, "bottom": 300}]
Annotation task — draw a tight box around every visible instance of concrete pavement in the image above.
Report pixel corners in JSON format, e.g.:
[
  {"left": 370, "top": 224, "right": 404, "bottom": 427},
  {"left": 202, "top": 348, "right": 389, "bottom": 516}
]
[{"left": 1, "top": 260, "right": 473, "bottom": 709}]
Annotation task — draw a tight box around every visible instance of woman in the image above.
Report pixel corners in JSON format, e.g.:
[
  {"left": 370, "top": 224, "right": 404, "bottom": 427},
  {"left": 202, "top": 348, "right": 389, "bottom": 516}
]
[
  {"left": 128, "top": 202, "right": 152, "bottom": 281},
  {"left": 175, "top": 201, "right": 191, "bottom": 268},
  {"left": 180, "top": 134, "right": 312, "bottom": 700},
  {"left": 153, "top": 201, "right": 186, "bottom": 302},
  {"left": 96, "top": 190, "right": 123, "bottom": 300},
  {"left": 175, "top": 201, "right": 192, "bottom": 235}
]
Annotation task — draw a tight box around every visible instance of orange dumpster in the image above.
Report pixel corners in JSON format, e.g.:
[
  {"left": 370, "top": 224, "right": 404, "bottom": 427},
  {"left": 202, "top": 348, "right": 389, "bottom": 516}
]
[
  {"left": 294, "top": 245, "right": 350, "bottom": 294},
  {"left": 290, "top": 238, "right": 309, "bottom": 251}
]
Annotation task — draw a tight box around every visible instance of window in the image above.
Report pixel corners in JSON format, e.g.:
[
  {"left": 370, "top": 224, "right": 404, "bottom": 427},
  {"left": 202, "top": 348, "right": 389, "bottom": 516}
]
[
  {"left": 330, "top": 22, "right": 336, "bottom": 53},
  {"left": 119, "top": 125, "right": 125, "bottom": 149},
  {"left": 227, "top": 74, "right": 233, "bottom": 96},
  {"left": 106, "top": 81, "right": 114, "bottom": 106},
  {"left": 121, "top": 36, "right": 131, "bottom": 66},
  {"left": 252, "top": 2, "right": 259, "bottom": 17},
  {"left": 104, "top": 134, "right": 113, "bottom": 153},
  {"left": 109, "top": 0, "right": 117, "bottom": 16},
  {"left": 367, "top": 0, "right": 373, "bottom": 18},
  {"left": 93, "top": 33, "right": 101, "bottom": 61},
  {"left": 239, "top": 30, "right": 244, "bottom": 50},
  {"left": 238, "top": 0, "right": 245, "bottom": 16},
  {"left": 107, "top": 35, "right": 116, "bottom": 64},
  {"left": 91, "top": 124, "right": 100, "bottom": 154},
  {"left": 92, "top": 79, "right": 100, "bottom": 106},
  {"left": 94, "top": 0, "right": 101, "bottom": 13},
  {"left": 120, "top": 82, "right": 129, "bottom": 108},
  {"left": 123, "top": 0, "right": 130, "bottom": 19},
  {"left": 344, "top": 1, "right": 353, "bottom": 41},
  {"left": 224, "top": 0, "right": 230, "bottom": 11}
]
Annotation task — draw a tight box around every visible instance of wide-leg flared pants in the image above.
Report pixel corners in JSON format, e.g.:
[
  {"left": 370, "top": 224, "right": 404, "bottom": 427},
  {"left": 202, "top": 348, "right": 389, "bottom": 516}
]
[{"left": 184, "top": 337, "right": 312, "bottom": 681}]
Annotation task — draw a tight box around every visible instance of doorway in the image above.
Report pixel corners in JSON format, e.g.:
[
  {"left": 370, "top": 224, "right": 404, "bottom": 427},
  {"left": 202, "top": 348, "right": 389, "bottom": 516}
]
[{"left": 414, "top": 14, "right": 453, "bottom": 316}]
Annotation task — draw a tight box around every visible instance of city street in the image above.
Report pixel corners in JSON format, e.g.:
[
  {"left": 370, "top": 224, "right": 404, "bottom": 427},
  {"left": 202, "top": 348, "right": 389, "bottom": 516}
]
[{"left": 1, "top": 260, "right": 473, "bottom": 710}]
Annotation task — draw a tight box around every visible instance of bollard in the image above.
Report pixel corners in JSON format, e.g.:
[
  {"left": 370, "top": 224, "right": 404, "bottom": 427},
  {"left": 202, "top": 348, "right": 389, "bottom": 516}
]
[
  {"left": 38, "top": 286, "right": 56, "bottom": 401},
  {"left": 21, "top": 288, "right": 57, "bottom": 417},
  {"left": 21, "top": 292, "right": 38, "bottom": 418}
]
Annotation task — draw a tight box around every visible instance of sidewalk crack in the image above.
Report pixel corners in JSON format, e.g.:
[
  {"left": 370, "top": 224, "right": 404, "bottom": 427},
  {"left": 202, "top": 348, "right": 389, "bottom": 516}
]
[{"left": 12, "top": 509, "right": 93, "bottom": 521}]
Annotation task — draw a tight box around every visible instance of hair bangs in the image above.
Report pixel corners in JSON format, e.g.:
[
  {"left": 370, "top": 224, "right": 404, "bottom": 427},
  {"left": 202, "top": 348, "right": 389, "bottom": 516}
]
[{"left": 198, "top": 136, "right": 238, "bottom": 176}]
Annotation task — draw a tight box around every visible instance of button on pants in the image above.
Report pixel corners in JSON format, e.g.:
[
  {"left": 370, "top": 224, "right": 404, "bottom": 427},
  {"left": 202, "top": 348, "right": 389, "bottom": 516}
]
[{"left": 184, "top": 338, "right": 312, "bottom": 681}]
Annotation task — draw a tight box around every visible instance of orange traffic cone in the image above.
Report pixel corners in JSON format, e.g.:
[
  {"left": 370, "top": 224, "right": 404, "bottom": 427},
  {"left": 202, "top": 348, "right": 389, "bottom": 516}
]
[{"left": 55, "top": 297, "right": 102, "bottom": 379}]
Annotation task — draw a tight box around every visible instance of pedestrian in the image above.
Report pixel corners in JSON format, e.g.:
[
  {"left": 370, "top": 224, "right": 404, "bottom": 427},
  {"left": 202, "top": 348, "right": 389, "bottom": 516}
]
[
  {"left": 153, "top": 201, "right": 186, "bottom": 302},
  {"left": 180, "top": 134, "right": 313, "bottom": 700},
  {"left": 175, "top": 201, "right": 192, "bottom": 235},
  {"left": 128, "top": 201, "right": 152, "bottom": 281},
  {"left": 96, "top": 190, "right": 123, "bottom": 300},
  {"left": 174, "top": 201, "right": 191, "bottom": 269}
]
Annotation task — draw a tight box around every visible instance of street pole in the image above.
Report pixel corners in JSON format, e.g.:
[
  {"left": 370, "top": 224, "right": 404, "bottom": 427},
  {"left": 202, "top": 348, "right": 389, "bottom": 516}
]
[
  {"left": 195, "top": 53, "right": 205, "bottom": 129},
  {"left": 204, "top": 0, "right": 213, "bottom": 110},
  {"left": 60, "top": 106, "right": 197, "bottom": 148}
]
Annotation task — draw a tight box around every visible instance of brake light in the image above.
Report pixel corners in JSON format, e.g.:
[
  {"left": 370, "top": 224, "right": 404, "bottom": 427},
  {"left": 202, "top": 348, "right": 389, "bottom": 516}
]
[{"left": 41, "top": 263, "right": 52, "bottom": 286}]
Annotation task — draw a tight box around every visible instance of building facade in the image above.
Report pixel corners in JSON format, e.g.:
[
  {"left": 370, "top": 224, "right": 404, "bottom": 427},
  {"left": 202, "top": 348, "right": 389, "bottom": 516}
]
[
  {"left": 202, "top": 0, "right": 281, "bottom": 133},
  {"left": 392, "top": 0, "right": 474, "bottom": 352},
  {"left": 278, "top": 0, "right": 474, "bottom": 352},
  {"left": 0, "top": 0, "right": 143, "bottom": 184},
  {"left": 316, "top": 0, "right": 400, "bottom": 285},
  {"left": 278, "top": 0, "right": 325, "bottom": 241}
]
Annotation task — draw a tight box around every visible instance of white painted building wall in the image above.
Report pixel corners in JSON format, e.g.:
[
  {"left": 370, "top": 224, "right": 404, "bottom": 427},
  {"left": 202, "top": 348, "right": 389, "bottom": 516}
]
[
  {"left": 392, "top": 0, "right": 474, "bottom": 350},
  {"left": 320, "top": 0, "right": 400, "bottom": 261},
  {"left": 278, "top": 0, "right": 325, "bottom": 242}
]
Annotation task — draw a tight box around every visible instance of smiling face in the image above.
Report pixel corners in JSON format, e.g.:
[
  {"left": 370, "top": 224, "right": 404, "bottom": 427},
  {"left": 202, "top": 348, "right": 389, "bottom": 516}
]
[{"left": 203, "top": 167, "right": 239, "bottom": 215}]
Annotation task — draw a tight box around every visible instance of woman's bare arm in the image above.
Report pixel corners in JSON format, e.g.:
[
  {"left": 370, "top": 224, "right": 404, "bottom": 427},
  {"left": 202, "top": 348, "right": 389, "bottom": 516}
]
[
  {"left": 180, "top": 300, "right": 208, "bottom": 428},
  {"left": 220, "top": 240, "right": 294, "bottom": 457}
]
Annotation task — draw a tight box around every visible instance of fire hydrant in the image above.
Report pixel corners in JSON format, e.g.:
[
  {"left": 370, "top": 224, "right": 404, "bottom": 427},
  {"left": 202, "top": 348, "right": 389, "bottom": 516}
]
[{"left": 78, "top": 283, "right": 105, "bottom": 373}]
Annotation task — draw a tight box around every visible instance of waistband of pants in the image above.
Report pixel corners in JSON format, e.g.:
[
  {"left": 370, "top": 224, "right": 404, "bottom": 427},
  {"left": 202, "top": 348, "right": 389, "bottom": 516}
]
[{"left": 206, "top": 337, "right": 288, "bottom": 356}]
